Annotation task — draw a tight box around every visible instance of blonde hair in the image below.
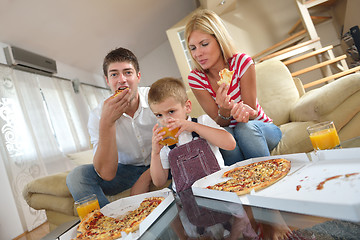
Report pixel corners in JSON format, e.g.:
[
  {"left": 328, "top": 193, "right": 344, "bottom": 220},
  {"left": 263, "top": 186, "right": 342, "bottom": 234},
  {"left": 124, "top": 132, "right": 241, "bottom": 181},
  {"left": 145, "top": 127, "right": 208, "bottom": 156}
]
[
  {"left": 185, "top": 9, "right": 237, "bottom": 72},
  {"left": 148, "top": 77, "right": 188, "bottom": 107}
]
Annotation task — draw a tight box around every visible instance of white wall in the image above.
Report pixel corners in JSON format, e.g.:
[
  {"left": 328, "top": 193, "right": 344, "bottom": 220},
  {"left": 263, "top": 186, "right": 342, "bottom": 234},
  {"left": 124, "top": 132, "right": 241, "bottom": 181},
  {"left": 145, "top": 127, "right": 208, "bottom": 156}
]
[
  {"left": 1, "top": 40, "right": 182, "bottom": 89},
  {"left": 221, "top": 0, "right": 299, "bottom": 56},
  {"left": 0, "top": 42, "right": 106, "bottom": 88},
  {"left": 138, "top": 40, "right": 182, "bottom": 87}
]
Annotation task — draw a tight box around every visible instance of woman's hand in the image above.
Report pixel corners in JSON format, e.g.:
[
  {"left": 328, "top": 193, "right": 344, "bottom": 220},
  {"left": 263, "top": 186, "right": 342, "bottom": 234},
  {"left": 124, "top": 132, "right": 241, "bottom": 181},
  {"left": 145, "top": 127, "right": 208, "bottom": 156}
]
[
  {"left": 230, "top": 101, "right": 257, "bottom": 123},
  {"left": 215, "top": 83, "right": 233, "bottom": 110}
]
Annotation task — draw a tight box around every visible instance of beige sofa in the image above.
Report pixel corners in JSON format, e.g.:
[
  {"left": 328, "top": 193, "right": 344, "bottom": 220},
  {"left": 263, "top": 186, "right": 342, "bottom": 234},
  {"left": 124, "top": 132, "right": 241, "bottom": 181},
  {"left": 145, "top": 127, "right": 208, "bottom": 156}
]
[
  {"left": 23, "top": 59, "right": 360, "bottom": 231},
  {"left": 254, "top": 59, "right": 360, "bottom": 155}
]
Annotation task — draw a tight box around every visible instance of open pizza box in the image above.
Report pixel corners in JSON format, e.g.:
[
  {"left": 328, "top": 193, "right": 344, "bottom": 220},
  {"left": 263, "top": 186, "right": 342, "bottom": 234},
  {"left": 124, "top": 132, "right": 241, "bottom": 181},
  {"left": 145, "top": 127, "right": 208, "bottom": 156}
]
[
  {"left": 192, "top": 149, "right": 360, "bottom": 222},
  {"left": 60, "top": 188, "right": 174, "bottom": 240}
]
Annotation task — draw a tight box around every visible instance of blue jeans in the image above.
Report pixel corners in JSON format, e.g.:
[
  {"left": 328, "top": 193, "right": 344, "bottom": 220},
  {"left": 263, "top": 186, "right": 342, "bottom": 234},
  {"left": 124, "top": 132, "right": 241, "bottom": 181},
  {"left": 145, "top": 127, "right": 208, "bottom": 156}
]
[
  {"left": 66, "top": 163, "right": 149, "bottom": 208},
  {"left": 220, "top": 121, "right": 282, "bottom": 166}
]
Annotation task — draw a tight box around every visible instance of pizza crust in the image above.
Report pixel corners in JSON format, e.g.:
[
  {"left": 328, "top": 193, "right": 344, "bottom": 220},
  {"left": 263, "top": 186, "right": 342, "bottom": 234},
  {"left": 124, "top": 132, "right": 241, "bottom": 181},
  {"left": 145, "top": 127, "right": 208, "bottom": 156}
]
[{"left": 112, "top": 86, "right": 129, "bottom": 98}]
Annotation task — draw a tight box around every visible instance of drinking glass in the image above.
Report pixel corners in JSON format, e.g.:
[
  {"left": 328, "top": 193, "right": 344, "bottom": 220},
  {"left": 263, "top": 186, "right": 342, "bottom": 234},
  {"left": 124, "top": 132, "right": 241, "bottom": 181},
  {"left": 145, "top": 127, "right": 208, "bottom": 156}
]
[
  {"left": 158, "top": 118, "right": 179, "bottom": 146},
  {"left": 75, "top": 194, "right": 100, "bottom": 220},
  {"left": 307, "top": 121, "right": 341, "bottom": 151}
]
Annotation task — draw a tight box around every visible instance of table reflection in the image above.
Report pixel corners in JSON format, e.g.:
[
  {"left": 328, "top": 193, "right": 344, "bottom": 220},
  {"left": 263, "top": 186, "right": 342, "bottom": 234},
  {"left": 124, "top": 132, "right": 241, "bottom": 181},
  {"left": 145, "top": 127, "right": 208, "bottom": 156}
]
[{"left": 140, "top": 188, "right": 360, "bottom": 239}]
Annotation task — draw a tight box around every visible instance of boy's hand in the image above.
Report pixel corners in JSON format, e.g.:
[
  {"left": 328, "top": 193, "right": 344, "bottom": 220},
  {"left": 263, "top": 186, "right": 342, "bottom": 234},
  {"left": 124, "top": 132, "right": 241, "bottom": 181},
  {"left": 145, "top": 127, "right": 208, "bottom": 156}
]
[
  {"left": 165, "top": 118, "right": 194, "bottom": 138},
  {"left": 152, "top": 123, "right": 165, "bottom": 154}
]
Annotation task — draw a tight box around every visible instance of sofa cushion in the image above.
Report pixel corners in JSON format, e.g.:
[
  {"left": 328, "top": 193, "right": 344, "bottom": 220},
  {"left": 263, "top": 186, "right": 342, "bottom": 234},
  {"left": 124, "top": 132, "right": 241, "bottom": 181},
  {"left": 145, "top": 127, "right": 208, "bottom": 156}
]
[
  {"left": 23, "top": 171, "right": 72, "bottom": 199},
  {"left": 290, "top": 73, "right": 360, "bottom": 123},
  {"left": 67, "top": 149, "right": 93, "bottom": 166},
  {"left": 255, "top": 59, "right": 300, "bottom": 126},
  {"left": 271, "top": 121, "right": 314, "bottom": 155}
]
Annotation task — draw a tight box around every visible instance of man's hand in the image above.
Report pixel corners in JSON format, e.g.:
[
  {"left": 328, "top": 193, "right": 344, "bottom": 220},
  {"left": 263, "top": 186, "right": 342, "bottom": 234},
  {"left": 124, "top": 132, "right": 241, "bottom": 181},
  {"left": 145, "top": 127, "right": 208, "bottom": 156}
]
[
  {"left": 101, "top": 88, "right": 131, "bottom": 125},
  {"left": 94, "top": 88, "right": 131, "bottom": 181}
]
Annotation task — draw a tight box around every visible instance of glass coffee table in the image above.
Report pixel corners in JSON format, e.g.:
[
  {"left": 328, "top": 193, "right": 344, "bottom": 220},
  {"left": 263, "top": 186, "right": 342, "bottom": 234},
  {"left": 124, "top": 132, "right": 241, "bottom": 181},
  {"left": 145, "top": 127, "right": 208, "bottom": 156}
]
[{"left": 140, "top": 137, "right": 360, "bottom": 239}]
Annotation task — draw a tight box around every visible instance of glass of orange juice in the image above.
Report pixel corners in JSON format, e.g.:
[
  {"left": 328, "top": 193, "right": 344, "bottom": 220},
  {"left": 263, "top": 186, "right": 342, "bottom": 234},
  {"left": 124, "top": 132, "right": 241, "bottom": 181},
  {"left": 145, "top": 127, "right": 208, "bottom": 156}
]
[
  {"left": 307, "top": 121, "right": 341, "bottom": 151},
  {"left": 158, "top": 118, "right": 179, "bottom": 146},
  {"left": 75, "top": 194, "right": 100, "bottom": 220}
]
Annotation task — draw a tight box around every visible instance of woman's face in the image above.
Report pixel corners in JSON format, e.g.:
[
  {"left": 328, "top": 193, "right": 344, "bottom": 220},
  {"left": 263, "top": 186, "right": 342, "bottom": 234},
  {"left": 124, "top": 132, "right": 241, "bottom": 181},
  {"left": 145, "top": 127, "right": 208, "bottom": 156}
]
[{"left": 188, "top": 30, "right": 223, "bottom": 70}]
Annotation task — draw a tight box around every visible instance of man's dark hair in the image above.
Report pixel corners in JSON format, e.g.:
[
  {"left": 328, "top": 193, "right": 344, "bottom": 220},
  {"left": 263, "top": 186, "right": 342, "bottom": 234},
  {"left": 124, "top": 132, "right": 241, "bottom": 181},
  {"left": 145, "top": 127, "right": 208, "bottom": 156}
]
[{"left": 102, "top": 47, "right": 140, "bottom": 77}]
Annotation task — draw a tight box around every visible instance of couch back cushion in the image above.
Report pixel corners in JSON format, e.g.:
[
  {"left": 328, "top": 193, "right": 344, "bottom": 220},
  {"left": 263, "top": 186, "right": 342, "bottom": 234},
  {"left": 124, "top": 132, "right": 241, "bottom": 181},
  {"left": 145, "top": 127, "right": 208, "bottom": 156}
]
[
  {"left": 255, "top": 59, "right": 300, "bottom": 125},
  {"left": 67, "top": 150, "right": 93, "bottom": 166}
]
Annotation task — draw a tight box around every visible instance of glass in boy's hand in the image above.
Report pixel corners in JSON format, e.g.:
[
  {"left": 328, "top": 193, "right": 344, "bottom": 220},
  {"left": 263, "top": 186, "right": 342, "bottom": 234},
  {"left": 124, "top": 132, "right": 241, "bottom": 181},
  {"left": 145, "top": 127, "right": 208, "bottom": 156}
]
[
  {"left": 158, "top": 118, "right": 179, "bottom": 146},
  {"left": 75, "top": 194, "right": 100, "bottom": 220},
  {"left": 307, "top": 121, "right": 341, "bottom": 151}
]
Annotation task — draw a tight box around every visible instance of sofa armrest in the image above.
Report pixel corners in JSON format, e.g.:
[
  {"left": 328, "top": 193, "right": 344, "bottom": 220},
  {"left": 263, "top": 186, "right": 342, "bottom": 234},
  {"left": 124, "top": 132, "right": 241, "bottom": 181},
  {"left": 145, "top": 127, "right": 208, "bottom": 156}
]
[
  {"left": 23, "top": 172, "right": 71, "bottom": 202},
  {"left": 290, "top": 73, "right": 360, "bottom": 123}
]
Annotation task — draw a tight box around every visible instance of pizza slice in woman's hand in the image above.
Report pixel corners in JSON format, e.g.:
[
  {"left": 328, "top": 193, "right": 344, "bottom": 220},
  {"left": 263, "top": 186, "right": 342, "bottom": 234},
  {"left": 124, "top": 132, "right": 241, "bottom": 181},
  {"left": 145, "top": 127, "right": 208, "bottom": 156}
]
[{"left": 217, "top": 68, "right": 235, "bottom": 86}]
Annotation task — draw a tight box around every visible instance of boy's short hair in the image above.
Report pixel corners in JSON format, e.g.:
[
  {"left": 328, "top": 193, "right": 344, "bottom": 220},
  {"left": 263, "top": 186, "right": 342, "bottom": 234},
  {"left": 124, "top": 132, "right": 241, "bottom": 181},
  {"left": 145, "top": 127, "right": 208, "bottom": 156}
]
[
  {"left": 148, "top": 77, "right": 188, "bottom": 106},
  {"left": 103, "top": 47, "right": 140, "bottom": 78}
]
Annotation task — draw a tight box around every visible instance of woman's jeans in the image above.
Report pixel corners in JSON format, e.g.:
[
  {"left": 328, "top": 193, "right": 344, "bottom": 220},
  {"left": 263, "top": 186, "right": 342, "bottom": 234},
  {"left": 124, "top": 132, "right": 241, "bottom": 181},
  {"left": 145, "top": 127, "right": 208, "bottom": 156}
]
[
  {"left": 220, "top": 121, "right": 282, "bottom": 166},
  {"left": 66, "top": 163, "right": 149, "bottom": 208}
]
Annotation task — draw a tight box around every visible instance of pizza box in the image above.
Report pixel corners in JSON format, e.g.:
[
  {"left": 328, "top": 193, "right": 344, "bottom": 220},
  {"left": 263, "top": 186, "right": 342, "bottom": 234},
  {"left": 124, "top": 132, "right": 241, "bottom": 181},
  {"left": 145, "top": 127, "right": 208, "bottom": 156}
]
[
  {"left": 192, "top": 152, "right": 310, "bottom": 205},
  {"left": 192, "top": 149, "right": 360, "bottom": 222},
  {"left": 61, "top": 188, "right": 174, "bottom": 240}
]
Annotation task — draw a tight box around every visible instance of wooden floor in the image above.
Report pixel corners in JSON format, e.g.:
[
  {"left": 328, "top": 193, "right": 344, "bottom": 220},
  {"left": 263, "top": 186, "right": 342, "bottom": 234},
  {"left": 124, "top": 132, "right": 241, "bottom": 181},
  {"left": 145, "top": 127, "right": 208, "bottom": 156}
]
[{"left": 14, "top": 222, "right": 50, "bottom": 240}]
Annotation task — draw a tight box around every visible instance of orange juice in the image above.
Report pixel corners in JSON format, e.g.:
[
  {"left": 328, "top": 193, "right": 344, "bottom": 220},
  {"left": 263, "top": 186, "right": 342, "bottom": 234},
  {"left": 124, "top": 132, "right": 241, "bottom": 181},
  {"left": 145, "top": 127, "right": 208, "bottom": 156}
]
[
  {"left": 75, "top": 194, "right": 100, "bottom": 220},
  {"left": 309, "top": 127, "right": 340, "bottom": 150},
  {"left": 76, "top": 199, "right": 100, "bottom": 220},
  {"left": 159, "top": 127, "right": 179, "bottom": 146}
]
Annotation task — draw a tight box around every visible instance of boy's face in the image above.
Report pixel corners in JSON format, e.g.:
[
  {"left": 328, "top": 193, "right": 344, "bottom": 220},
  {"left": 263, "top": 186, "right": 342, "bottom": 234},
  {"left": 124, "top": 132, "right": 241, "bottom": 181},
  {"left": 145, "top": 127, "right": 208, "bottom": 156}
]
[
  {"left": 105, "top": 61, "right": 140, "bottom": 94},
  {"left": 150, "top": 97, "right": 191, "bottom": 124}
]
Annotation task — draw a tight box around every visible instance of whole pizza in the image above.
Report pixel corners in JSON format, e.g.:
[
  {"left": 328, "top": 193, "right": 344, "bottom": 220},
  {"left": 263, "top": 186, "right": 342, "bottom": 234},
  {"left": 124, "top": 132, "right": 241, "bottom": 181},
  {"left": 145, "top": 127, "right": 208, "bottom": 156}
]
[
  {"left": 73, "top": 196, "right": 164, "bottom": 240},
  {"left": 207, "top": 158, "right": 291, "bottom": 195}
]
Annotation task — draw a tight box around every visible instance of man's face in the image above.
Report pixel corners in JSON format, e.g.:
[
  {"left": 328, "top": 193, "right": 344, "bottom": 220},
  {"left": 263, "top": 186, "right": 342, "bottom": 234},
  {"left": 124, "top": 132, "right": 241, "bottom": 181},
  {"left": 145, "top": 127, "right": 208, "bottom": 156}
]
[{"left": 105, "top": 61, "right": 140, "bottom": 94}]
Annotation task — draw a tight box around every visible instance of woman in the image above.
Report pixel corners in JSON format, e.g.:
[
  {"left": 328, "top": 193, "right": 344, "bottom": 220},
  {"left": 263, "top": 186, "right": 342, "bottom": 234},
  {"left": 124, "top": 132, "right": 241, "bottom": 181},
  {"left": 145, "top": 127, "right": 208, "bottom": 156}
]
[{"left": 185, "top": 9, "right": 282, "bottom": 166}]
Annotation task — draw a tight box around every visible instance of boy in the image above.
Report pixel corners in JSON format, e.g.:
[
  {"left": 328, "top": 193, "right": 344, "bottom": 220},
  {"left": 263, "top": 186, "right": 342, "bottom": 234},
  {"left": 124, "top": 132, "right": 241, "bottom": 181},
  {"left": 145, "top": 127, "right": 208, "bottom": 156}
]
[{"left": 148, "top": 77, "right": 236, "bottom": 191}]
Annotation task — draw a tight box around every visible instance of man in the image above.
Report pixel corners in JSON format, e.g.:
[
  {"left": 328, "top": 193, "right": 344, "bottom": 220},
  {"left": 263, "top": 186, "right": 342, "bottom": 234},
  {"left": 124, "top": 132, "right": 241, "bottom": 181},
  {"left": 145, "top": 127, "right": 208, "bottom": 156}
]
[{"left": 66, "top": 47, "right": 156, "bottom": 207}]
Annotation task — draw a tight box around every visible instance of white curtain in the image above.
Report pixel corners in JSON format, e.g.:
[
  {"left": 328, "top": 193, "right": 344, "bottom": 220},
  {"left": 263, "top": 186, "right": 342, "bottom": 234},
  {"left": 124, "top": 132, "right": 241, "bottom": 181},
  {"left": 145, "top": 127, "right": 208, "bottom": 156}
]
[
  {"left": 0, "top": 66, "right": 47, "bottom": 231},
  {"left": 12, "top": 70, "right": 73, "bottom": 174},
  {"left": 80, "top": 84, "right": 111, "bottom": 111},
  {"left": 57, "top": 79, "right": 90, "bottom": 150},
  {"left": 0, "top": 64, "right": 109, "bottom": 232}
]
